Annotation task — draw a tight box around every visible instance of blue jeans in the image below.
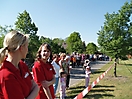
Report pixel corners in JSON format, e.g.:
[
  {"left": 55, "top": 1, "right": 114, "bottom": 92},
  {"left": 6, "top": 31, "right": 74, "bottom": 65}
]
[{"left": 53, "top": 77, "right": 59, "bottom": 94}]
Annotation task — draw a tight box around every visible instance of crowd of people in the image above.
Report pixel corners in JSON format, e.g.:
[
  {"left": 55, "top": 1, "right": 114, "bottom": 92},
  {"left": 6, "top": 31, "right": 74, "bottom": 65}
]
[{"left": 0, "top": 30, "right": 108, "bottom": 99}]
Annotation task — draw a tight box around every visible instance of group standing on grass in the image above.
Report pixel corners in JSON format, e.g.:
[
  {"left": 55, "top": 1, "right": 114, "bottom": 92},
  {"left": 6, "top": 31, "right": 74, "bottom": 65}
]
[{"left": 0, "top": 30, "right": 92, "bottom": 99}]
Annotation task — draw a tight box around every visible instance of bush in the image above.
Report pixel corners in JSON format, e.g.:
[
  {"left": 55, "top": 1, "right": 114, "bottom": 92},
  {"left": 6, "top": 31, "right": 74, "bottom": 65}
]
[{"left": 120, "top": 56, "right": 128, "bottom": 60}]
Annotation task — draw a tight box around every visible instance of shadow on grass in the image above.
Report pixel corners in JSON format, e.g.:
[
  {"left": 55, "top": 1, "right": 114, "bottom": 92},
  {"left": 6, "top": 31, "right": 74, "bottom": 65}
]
[
  {"left": 116, "top": 75, "right": 123, "bottom": 77},
  {"left": 92, "top": 70, "right": 105, "bottom": 74},
  {"left": 94, "top": 85, "right": 115, "bottom": 88},
  {"left": 65, "top": 85, "right": 85, "bottom": 98},
  {"left": 66, "top": 84, "right": 115, "bottom": 99},
  {"left": 85, "top": 84, "right": 115, "bottom": 98},
  {"left": 90, "top": 88, "right": 114, "bottom": 92},
  {"left": 124, "top": 64, "right": 132, "bottom": 66},
  {"left": 84, "top": 93, "right": 115, "bottom": 99},
  {"left": 69, "top": 85, "right": 85, "bottom": 90}
]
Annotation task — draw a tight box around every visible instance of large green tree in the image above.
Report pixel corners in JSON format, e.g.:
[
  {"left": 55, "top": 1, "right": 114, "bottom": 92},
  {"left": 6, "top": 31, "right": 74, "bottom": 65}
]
[
  {"left": 97, "top": 1, "right": 132, "bottom": 58},
  {"left": 15, "top": 10, "right": 39, "bottom": 63},
  {"left": 86, "top": 42, "right": 98, "bottom": 54},
  {"left": 66, "top": 32, "right": 85, "bottom": 54}
]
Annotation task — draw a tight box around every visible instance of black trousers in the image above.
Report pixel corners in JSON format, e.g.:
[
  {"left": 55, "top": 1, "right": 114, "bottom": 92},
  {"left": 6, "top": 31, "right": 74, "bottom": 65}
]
[{"left": 66, "top": 74, "right": 70, "bottom": 87}]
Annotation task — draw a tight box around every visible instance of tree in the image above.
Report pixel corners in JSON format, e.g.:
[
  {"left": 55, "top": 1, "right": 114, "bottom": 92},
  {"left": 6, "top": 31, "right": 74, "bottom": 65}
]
[
  {"left": 66, "top": 32, "right": 84, "bottom": 54},
  {"left": 39, "top": 36, "right": 66, "bottom": 54},
  {"left": 15, "top": 10, "right": 38, "bottom": 35},
  {"left": 52, "top": 38, "right": 64, "bottom": 46},
  {"left": 86, "top": 42, "right": 98, "bottom": 54},
  {"left": 0, "top": 25, "right": 13, "bottom": 48},
  {"left": 82, "top": 41, "right": 86, "bottom": 53},
  {"left": 15, "top": 10, "right": 39, "bottom": 64},
  {"left": 97, "top": 1, "right": 132, "bottom": 59}
]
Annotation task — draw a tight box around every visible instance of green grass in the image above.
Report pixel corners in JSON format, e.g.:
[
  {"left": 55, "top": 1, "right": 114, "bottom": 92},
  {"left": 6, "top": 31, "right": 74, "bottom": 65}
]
[{"left": 64, "top": 60, "right": 132, "bottom": 99}]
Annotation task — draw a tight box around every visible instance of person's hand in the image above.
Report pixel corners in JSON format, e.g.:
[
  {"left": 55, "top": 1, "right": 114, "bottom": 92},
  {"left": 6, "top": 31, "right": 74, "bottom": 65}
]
[{"left": 41, "top": 81, "right": 49, "bottom": 88}]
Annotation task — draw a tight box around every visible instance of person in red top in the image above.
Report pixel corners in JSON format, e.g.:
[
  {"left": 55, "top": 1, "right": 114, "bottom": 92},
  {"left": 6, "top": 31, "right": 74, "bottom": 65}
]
[
  {"left": 0, "top": 30, "right": 39, "bottom": 99},
  {"left": 32, "top": 43, "right": 56, "bottom": 99}
]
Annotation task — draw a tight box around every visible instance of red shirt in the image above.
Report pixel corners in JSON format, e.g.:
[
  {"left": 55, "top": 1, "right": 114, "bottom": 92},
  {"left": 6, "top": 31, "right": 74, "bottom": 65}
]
[
  {"left": 0, "top": 60, "right": 33, "bottom": 99},
  {"left": 32, "top": 60, "right": 56, "bottom": 99}
]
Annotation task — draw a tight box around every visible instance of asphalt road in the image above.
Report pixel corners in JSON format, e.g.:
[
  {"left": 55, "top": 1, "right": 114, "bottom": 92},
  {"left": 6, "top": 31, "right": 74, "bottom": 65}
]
[{"left": 56, "top": 60, "right": 110, "bottom": 94}]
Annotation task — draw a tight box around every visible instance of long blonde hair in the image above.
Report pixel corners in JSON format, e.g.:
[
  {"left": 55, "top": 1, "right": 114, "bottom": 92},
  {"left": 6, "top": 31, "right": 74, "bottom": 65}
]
[{"left": 0, "top": 30, "right": 29, "bottom": 64}]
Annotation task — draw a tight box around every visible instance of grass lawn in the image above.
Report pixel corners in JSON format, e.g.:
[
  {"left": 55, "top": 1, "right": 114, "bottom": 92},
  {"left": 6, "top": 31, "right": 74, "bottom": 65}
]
[{"left": 65, "top": 59, "right": 132, "bottom": 99}]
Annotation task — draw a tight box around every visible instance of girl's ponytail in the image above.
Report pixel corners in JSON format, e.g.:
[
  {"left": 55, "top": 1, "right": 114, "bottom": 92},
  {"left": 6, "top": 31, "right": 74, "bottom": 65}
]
[{"left": 0, "top": 47, "right": 8, "bottom": 64}]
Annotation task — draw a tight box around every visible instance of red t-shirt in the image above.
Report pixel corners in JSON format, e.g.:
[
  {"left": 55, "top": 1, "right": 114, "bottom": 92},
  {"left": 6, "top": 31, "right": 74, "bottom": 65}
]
[
  {"left": 0, "top": 60, "right": 33, "bottom": 99},
  {"left": 32, "top": 60, "right": 56, "bottom": 99}
]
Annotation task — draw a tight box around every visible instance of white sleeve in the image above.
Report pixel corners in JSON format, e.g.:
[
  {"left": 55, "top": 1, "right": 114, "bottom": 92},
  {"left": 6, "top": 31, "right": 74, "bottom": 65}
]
[{"left": 52, "top": 61, "right": 60, "bottom": 71}]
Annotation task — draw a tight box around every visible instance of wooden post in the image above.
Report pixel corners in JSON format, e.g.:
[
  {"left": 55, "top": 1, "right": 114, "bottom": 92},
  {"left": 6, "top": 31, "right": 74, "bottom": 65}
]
[{"left": 114, "top": 61, "right": 117, "bottom": 77}]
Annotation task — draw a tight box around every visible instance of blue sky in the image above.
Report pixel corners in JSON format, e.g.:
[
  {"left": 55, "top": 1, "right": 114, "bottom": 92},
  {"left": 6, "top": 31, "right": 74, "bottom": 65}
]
[{"left": 0, "top": 0, "right": 131, "bottom": 45}]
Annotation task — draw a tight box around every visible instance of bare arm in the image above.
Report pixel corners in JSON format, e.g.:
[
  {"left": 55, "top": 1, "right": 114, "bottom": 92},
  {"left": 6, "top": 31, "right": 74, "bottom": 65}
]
[
  {"left": 41, "top": 76, "right": 55, "bottom": 99},
  {"left": 47, "top": 75, "right": 55, "bottom": 86},
  {"left": 26, "top": 80, "right": 39, "bottom": 99},
  {"left": 59, "top": 60, "right": 63, "bottom": 69},
  {"left": 42, "top": 75, "right": 55, "bottom": 87},
  {"left": 42, "top": 86, "right": 53, "bottom": 99}
]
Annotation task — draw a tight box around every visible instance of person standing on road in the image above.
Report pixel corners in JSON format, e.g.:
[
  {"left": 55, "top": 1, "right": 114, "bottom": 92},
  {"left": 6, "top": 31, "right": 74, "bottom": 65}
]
[
  {"left": 73, "top": 55, "right": 76, "bottom": 68},
  {"left": 85, "top": 66, "right": 91, "bottom": 88},
  {"left": 83, "top": 59, "right": 90, "bottom": 73},
  {"left": 76, "top": 53, "right": 81, "bottom": 67},
  {"left": 59, "top": 53, "right": 68, "bottom": 97},
  {"left": 59, "top": 71, "right": 67, "bottom": 99},
  {"left": 59, "top": 53, "right": 67, "bottom": 72},
  {"left": 65, "top": 55, "right": 71, "bottom": 89},
  {"left": 0, "top": 30, "right": 39, "bottom": 99},
  {"left": 51, "top": 54, "right": 60, "bottom": 94},
  {"left": 32, "top": 43, "right": 56, "bottom": 99}
]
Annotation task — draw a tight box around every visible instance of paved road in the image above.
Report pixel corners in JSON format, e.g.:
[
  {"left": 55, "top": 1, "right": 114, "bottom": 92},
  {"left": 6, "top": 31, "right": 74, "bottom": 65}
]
[{"left": 56, "top": 60, "right": 109, "bottom": 94}]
